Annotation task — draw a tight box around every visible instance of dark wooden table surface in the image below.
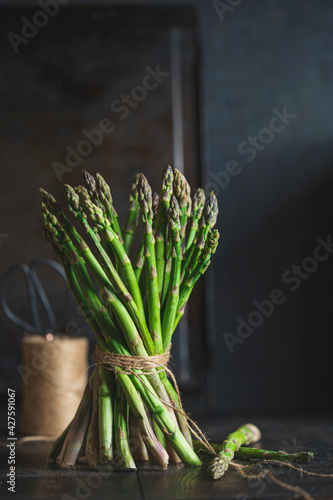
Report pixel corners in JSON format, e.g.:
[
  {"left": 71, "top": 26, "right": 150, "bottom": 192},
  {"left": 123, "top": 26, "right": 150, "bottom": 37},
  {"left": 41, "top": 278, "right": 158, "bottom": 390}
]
[{"left": 0, "top": 415, "right": 332, "bottom": 500}]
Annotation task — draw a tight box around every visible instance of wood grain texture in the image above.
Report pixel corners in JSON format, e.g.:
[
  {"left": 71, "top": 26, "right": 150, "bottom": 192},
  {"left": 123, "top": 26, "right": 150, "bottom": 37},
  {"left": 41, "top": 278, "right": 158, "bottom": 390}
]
[{"left": 0, "top": 416, "right": 332, "bottom": 499}]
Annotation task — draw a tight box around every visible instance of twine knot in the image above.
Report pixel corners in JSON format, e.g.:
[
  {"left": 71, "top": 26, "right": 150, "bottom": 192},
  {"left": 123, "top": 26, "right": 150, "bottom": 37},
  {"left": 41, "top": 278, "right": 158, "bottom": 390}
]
[
  {"left": 93, "top": 343, "right": 171, "bottom": 375},
  {"left": 92, "top": 343, "right": 215, "bottom": 455}
]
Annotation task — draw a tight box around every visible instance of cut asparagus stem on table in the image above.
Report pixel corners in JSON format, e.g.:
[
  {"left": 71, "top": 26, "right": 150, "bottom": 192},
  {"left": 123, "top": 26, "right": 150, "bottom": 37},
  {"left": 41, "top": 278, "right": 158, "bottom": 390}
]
[
  {"left": 193, "top": 441, "right": 314, "bottom": 464},
  {"left": 235, "top": 447, "right": 314, "bottom": 464},
  {"left": 208, "top": 424, "right": 261, "bottom": 479}
]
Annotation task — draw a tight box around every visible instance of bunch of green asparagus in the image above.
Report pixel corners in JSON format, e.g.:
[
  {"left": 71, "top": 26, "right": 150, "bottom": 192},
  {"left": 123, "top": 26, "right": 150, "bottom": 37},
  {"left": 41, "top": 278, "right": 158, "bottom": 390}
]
[
  {"left": 40, "top": 167, "right": 314, "bottom": 475},
  {"left": 40, "top": 166, "right": 219, "bottom": 469}
]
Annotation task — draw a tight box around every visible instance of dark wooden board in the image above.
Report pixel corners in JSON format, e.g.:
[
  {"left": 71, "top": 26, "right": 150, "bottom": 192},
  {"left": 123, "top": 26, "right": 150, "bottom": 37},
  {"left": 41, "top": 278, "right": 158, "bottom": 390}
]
[
  {"left": 0, "top": 438, "right": 142, "bottom": 500},
  {"left": 0, "top": 417, "right": 332, "bottom": 500}
]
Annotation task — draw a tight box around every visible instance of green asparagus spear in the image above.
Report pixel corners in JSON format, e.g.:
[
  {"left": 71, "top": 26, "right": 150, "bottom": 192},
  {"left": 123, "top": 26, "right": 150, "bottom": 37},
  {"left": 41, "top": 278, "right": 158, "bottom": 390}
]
[
  {"left": 173, "top": 230, "right": 219, "bottom": 331},
  {"left": 82, "top": 170, "right": 99, "bottom": 205},
  {"left": 58, "top": 377, "right": 93, "bottom": 466},
  {"left": 95, "top": 171, "right": 123, "bottom": 243},
  {"left": 234, "top": 447, "right": 314, "bottom": 464},
  {"left": 123, "top": 174, "right": 140, "bottom": 254},
  {"left": 173, "top": 169, "right": 191, "bottom": 244},
  {"left": 193, "top": 441, "right": 314, "bottom": 464},
  {"left": 162, "top": 195, "right": 182, "bottom": 352},
  {"left": 185, "top": 188, "right": 205, "bottom": 251},
  {"left": 49, "top": 420, "right": 71, "bottom": 461},
  {"left": 152, "top": 191, "right": 160, "bottom": 216},
  {"left": 182, "top": 191, "right": 218, "bottom": 280},
  {"left": 98, "top": 367, "right": 114, "bottom": 462},
  {"left": 161, "top": 256, "right": 172, "bottom": 307},
  {"left": 114, "top": 380, "right": 136, "bottom": 469},
  {"left": 179, "top": 229, "right": 219, "bottom": 305},
  {"left": 133, "top": 242, "right": 145, "bottom": 281},
  {"left": 155, "top": 166, "right": 174, "bottom": 297},
  {"left": 128, "top": 411, "right": 149, "bottom": 462},
  {"left": 138, "top": 174, "right": 163, "bottom": 354},
  {"left": 208, "top": 424, "right": 261, "bottom": 479},
  {"left": 85, "top": 369, "right": 100, "bottom": 466}
]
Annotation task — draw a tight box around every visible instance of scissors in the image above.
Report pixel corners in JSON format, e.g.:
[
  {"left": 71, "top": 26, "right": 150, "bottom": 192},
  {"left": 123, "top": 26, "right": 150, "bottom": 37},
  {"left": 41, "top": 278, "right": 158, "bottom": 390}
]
[{"left": 0, "top": 258, "right": 68, "bottom": 336}]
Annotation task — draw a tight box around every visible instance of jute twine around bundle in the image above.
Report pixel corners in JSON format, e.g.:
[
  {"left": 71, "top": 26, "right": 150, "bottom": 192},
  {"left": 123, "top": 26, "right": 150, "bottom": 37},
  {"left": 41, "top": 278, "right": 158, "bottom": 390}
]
[
  {"left": 93, "top": 343, "right": 333, "bottom": 500},
  {"left": 93, "top": 343, "right": 215, "bottom": 454}
]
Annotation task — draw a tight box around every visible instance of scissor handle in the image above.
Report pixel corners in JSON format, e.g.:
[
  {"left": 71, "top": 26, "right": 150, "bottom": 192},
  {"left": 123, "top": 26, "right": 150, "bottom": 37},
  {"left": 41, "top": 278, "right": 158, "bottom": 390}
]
[{"left": 0, "top": 259, "right": 68, "bottom": 335}]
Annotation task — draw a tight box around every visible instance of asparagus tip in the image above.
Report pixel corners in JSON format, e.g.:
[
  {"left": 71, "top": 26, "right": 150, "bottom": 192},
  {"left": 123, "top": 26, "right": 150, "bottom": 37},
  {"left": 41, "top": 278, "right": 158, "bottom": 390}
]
[
  {"left": 208, "top": 454, "right": 229, "bottom": 480},
  {"left": 243, "top": 423, "right": 261, "bottom": 444}
]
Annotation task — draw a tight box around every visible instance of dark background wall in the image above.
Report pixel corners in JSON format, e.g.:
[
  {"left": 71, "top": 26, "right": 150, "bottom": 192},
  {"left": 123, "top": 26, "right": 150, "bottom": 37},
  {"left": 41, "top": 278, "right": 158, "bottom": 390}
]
[{"left": 1, "top": 0, "right": 332, "bottom": 415}]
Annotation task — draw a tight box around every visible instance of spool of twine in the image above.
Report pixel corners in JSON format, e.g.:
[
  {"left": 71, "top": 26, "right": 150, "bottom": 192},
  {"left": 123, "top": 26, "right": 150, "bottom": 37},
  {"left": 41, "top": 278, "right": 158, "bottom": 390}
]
[{"left": 21, "top": 334, "right": 88, "bottom": 436}]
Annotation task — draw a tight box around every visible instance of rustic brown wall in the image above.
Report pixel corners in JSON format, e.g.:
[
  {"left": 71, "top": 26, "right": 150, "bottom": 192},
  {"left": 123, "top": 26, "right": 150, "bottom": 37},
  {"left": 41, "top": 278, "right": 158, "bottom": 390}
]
[{"left": 0, "top": 6, "right": 205, "bottom": 398}]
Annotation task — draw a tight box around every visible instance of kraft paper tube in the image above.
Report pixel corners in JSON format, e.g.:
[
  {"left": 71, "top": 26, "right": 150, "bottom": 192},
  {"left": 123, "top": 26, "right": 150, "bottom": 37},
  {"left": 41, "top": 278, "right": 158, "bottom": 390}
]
[{"left": 21, "top": 334, "right": 88, "bottom": 436}]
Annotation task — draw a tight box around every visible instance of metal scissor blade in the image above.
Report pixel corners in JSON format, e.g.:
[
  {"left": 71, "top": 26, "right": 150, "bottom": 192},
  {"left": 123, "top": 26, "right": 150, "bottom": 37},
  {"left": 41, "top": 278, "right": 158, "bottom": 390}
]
[
  {"left": 29, "top": 258, "right": 67, "bottom": 334},
  {"left": 0, "top": 258, "right": 68, "bottom": 335},
  {"left": 0, "top": 263, "right": 42, "bottom": 334}
]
